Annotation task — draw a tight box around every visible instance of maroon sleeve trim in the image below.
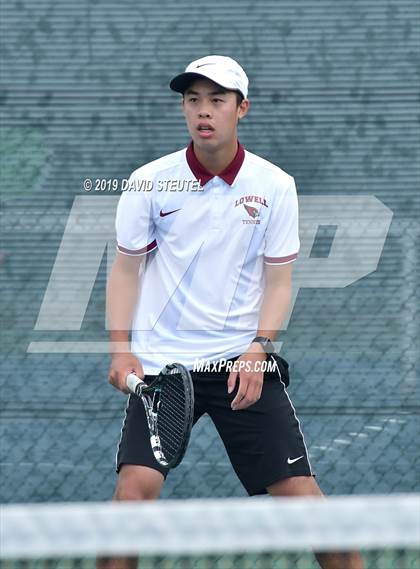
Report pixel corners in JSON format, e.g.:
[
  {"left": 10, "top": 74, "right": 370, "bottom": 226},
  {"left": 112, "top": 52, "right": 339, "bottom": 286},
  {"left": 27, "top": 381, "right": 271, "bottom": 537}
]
[
  {"left": 117, "top": 240, "right": 157, "bottom": 256},
  {"left": 264, "top": 252, "right": 298, "bottom": 264}
]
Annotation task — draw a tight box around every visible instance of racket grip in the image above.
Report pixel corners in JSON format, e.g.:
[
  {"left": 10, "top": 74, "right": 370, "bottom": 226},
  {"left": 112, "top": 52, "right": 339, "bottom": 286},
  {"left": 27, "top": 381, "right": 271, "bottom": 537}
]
[{"left": 126, "top": 373, "right": 146, "bottom": 396}]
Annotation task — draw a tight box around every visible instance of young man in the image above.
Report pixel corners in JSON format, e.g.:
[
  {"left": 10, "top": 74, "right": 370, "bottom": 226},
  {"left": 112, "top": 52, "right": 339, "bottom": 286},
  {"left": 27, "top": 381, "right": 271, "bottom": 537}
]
[{"left": 104, "top": 55, "right": 363, "bottom": 569}]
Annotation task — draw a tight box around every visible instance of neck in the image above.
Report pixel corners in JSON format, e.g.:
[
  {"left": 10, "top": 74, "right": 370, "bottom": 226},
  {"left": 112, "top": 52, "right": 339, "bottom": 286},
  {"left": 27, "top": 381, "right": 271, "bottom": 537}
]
[{"left": 193, "top": 138, "right": 238, "bottom": 175}]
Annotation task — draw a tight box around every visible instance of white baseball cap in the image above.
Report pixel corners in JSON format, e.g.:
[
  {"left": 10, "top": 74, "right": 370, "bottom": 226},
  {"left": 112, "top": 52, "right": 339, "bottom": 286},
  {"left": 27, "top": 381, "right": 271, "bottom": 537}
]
[{"left": 170, "top": 55, "right": 249, "bottom": 99}]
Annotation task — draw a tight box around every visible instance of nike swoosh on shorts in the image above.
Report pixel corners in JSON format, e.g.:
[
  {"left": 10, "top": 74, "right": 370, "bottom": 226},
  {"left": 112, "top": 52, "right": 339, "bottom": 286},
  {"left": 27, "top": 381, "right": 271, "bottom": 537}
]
[{"left": 287, "top": 455, "right": 304, "bottom": 464}]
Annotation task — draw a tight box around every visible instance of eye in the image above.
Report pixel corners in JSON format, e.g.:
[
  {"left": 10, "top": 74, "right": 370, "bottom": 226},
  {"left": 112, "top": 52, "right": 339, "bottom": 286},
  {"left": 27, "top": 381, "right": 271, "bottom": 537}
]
[
  {"left": 188, "top": 97, "right": 197, "bottom": 102},
  {"left": 213, "top": 98, "right": 223, "bottom": 103}
]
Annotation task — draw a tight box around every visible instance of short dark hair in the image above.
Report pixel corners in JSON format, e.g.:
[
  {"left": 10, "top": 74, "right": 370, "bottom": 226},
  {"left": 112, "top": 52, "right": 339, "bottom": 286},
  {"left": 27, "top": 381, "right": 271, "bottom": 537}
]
[{"left": 235, "top": 92, "right": 244, "bottom": 107}]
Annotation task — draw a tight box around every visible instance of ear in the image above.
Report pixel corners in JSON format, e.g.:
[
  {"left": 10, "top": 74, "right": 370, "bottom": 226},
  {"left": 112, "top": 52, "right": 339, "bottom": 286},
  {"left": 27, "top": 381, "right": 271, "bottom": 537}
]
[{"left": 238, "top": 99, "right": 250, "bottom": 120}]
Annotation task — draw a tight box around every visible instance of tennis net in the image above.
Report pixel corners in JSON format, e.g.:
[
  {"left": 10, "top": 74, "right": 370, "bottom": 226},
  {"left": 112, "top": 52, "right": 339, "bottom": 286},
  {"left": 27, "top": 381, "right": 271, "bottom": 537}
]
[{"left": 1, "top": 494, "right": 419, "bottom": 568}]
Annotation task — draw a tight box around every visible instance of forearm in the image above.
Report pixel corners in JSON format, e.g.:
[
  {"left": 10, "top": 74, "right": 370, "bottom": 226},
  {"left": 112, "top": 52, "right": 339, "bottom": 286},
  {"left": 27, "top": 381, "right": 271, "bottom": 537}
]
[
  {"left": 256, "top": 282, "right": 291, "bottom": 341},
  {"left": 255, "top": 263, "right": 294, "bottom": 341},
  {"left": 106, "top": 259, "right": 142, "bottom": 354}
]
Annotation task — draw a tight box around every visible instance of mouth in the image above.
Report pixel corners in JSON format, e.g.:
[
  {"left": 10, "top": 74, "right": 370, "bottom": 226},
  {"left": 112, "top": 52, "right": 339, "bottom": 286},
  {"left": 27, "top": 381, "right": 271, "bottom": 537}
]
[{"left": 197, "top": 124, "right": 215, "bottom": 138}]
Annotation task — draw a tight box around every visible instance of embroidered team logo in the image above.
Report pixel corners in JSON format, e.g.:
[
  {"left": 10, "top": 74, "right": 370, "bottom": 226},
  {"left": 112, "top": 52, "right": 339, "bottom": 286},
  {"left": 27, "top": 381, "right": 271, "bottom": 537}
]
[
  {"left": 244, "top": 204, "right": 259, "bottom": 219},
  {"left": 235, "top": 195, "right": 268, "bottom": 224}
]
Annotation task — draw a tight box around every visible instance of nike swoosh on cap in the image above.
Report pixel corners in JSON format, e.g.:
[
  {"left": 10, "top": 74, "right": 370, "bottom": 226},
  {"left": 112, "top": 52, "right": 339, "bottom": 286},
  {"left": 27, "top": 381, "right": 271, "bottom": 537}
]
[
  {"left": 195, "top": 63, "right": 216, "bottom": 68},
  {"left": 160, "top": 208, "right": 181, "bottom": 217},
  {"left": 287, "top": 455, "right": 304, "bottom": 464}
]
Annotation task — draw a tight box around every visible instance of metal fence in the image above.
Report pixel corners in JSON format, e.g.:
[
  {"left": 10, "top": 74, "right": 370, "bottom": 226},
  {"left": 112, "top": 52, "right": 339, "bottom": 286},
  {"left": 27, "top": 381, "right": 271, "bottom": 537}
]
[{"left": 0, "top": 0, "right": 419, "bottom": 502}]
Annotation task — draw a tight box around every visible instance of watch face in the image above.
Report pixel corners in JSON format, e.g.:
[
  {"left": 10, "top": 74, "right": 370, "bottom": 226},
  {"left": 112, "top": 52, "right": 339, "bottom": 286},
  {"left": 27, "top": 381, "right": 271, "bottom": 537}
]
[
  {"left": 253, "top": 337, "right": 274, "bottom": 353},
  {"left": 265, "top": 341, "right": 274, "bottom": 354}
]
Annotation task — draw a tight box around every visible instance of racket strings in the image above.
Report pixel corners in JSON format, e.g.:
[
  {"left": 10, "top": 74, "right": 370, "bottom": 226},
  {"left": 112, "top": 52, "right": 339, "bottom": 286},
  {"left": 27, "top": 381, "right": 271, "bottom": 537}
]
[
  {"left": 159, "top": 382, "right": 187, "bottom": 432},
  {"left": 157, "top": 373, "right": 191, "bottom": 461}
]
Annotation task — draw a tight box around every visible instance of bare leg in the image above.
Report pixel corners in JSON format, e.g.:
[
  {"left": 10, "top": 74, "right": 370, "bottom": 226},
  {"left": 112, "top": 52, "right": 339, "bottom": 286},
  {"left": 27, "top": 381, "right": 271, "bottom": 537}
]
[
  {"left": 266, "top": 476, "right": 364, "bottom": 569},
  {"left": 96, "top": 465, "right": 164, "bottom": 569}
]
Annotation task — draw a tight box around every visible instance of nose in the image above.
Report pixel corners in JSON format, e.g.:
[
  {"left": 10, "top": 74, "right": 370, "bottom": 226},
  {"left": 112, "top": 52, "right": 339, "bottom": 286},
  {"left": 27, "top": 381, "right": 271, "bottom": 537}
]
[{"left": 198, "top": 103, "right": 211, "bottom": 118}]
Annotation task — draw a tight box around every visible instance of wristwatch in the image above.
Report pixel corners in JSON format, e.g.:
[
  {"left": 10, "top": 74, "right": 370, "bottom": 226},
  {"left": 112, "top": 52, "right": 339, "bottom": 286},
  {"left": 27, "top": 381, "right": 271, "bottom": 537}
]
[{"left": 251, "top": 336, "right": 275, "bottom": 354}]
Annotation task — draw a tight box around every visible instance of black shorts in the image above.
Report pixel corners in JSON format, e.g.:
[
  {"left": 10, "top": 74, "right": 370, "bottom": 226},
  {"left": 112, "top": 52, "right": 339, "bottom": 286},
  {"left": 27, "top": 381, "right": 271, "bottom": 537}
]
[{"left": 115, "top": 354, "right": 313, "bottom": 496}]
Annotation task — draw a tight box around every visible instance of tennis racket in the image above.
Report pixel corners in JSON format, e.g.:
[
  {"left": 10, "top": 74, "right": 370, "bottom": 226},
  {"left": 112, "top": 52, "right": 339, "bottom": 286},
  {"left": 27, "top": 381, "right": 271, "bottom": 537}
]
[{"left": 126, "top": 363, "right": 194, "bottom": 469}]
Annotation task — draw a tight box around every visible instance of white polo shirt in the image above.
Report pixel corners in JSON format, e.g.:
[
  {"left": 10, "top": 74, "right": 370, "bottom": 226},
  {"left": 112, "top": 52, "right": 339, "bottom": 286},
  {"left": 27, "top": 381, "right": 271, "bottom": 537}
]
[{"left": 115, "top": 141, "right": 300, "bottom": 374}]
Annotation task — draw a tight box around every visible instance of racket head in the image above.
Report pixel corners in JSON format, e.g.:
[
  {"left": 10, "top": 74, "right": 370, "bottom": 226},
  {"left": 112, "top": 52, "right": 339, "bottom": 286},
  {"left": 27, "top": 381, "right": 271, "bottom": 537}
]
[{"left": 145, "top": 362, "right": 194, "bottom": 469}]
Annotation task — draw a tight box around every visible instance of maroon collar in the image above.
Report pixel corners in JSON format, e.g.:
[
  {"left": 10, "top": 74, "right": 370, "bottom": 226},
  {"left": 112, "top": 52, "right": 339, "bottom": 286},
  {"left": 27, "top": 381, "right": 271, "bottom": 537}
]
[{"left": 186, "top": 140, "right": 245, "bottom": 186}]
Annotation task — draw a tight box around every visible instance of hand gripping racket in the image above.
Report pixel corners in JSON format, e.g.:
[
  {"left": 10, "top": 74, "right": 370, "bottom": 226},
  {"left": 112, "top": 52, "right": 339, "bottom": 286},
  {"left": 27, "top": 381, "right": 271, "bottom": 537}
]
[{"left": 126, "top": 363, "right": 194, "bottom": 469}]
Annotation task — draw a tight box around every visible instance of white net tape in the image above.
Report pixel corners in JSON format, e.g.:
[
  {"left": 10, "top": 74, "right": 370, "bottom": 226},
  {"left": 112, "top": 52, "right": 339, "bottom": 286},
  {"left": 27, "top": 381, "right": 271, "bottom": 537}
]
[{"left": 1, "top": 494, "right": 419, "bottom": 559}]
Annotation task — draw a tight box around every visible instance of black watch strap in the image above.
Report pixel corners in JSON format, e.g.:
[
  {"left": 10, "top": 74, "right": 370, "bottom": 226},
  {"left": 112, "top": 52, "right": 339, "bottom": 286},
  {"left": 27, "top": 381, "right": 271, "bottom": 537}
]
[{"left": 252, "top": 336, "right": 275, "bottom": 354}]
